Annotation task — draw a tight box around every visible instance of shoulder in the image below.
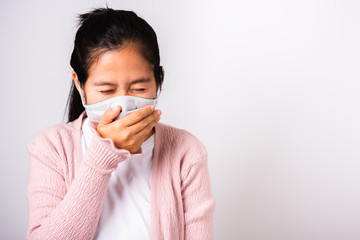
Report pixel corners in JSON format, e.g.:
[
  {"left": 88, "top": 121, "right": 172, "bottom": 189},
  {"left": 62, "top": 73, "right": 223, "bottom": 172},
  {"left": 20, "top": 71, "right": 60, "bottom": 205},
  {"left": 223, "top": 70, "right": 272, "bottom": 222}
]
[
  {"left": 28, "top": 116, "right": 82, "bottom": 156},
  {"left": 29, "top": 123, "right": 76, "bottom": 145},
  {"left": 155, "top": 122, "right": 207, "bottom": 163}
]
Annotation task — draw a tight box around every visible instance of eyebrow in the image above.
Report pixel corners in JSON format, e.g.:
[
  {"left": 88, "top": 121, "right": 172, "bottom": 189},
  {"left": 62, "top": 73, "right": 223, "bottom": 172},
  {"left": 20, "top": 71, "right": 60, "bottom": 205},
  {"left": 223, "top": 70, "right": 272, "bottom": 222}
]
[
  {"left": 93, "top": 81, "right": 117, "bottom": 87},
  {"left": 93, "top": 78, "right": 151, "bottom": 87},
  {"left": 130, "top": 78, "right": 151, "bottom": 85}
]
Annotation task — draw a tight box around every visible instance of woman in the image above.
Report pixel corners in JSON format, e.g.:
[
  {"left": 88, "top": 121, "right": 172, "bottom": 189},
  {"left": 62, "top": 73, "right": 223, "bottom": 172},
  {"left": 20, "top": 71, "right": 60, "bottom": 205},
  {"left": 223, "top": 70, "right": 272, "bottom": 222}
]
[{"left": 26, "top": 8, "right": 215, "bottom": 240}]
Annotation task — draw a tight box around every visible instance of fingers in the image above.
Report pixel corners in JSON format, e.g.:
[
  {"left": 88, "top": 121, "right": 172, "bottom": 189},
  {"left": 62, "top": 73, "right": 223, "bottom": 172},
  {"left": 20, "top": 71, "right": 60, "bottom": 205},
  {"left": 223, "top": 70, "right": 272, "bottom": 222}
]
[
  {"left": 98, "top": 106, "right": 121, "bottom": 128},
  {"left": 120, "top": 105, "right": 156, "bottom": 127},
  {"left": 128, "top": 110, "right": 160, "bottom": 150},
  {"left": 128, "top": 109, "right": 161, "bottom": 134},
  {"left": 96, "top": 105, "right": 161, "bottom": 152},
  {"left": 135, "top": 112, "right": 160, "bottom": 141}
]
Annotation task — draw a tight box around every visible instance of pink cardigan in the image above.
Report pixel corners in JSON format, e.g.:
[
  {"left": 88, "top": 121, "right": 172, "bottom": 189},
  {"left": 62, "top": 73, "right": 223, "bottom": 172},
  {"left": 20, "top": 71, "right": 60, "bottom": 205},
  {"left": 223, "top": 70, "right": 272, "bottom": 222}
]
[{"left": 26, "top": 113, "right": 215, "bottom": 240}]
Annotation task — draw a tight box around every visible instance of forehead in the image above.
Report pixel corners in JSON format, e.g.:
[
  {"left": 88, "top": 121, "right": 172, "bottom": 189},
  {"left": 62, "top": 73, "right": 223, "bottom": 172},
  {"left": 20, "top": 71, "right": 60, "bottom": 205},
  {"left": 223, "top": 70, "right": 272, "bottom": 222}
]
[{"left": 87, "top": 46, "right": 154, "bottom": 84}]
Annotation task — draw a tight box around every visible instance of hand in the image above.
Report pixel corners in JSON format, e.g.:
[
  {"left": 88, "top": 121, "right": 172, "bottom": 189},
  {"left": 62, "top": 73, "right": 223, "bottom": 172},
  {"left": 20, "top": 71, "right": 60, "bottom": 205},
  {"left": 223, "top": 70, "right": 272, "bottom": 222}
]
[{"left": 96, "top": 105, "right": 161, "bottom": 153}]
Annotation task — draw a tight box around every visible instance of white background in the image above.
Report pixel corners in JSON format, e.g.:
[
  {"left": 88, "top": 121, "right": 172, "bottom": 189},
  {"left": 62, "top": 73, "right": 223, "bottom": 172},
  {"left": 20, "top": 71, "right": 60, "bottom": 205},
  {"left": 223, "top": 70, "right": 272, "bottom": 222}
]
[{"left": 1, "top": 0, "right": 360, "bottom": 239}]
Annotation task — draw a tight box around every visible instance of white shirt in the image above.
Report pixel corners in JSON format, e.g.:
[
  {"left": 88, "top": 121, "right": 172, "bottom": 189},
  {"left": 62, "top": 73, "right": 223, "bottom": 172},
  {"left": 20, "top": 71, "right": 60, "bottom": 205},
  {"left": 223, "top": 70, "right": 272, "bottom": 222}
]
[{"left": 81, "top": 118, "right": 153, "bottom": 240}]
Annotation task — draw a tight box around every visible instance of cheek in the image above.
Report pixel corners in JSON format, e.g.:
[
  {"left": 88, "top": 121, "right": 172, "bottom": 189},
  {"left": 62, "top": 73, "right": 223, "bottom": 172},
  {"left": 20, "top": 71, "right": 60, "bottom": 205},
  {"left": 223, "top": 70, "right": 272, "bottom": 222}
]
[
  {"left": 146, "top": 83, "right": 158, "bottom": 98},
  {"left": 84, "top": 86, "right": 106, "bottom": 105}
]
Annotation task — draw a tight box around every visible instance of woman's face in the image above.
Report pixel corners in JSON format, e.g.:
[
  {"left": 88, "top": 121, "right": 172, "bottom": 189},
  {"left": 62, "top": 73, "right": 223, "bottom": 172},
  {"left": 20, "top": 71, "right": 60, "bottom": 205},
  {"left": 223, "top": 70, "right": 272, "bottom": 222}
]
[{"left": 73, "top": 45, "right": 157, "bottom": 105}]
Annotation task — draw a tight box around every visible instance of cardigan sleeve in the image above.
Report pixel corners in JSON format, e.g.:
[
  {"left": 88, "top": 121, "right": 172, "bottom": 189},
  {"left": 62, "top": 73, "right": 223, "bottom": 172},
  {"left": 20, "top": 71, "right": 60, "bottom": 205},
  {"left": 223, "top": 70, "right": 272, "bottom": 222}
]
[
  {"left": 181, "top": 150, "right": 216, "bottom": 240},
  {"left": 26, "top": 127, "right": 132, "bottom": 240}
]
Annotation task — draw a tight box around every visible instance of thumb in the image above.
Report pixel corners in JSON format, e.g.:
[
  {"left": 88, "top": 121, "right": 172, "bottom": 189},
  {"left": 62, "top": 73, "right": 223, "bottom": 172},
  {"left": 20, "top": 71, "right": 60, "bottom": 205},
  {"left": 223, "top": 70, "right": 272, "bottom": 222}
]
[{"left": 98, "top": 106, "right": 121, "bottom": 128}]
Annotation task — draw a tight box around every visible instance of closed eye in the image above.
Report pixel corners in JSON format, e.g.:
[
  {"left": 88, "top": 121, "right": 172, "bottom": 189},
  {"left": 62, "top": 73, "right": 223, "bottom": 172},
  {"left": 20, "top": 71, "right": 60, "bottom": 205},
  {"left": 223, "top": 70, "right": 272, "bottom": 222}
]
[
  {"left": 99, "top": 90, "right": 115, "bottom": 94},
  {"left": 131, "top": 88, "right": 146, "bottom": 92}
]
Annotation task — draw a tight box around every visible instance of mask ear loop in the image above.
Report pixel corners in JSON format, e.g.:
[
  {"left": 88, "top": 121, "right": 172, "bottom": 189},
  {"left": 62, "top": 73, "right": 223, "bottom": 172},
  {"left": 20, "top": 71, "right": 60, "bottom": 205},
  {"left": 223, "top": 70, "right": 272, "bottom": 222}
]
[
  {"left": 154, "top": 89, "right": 160, "bottom": 107},
  {"left": 78, "top": 82, "right": 87, "bottom": 107},
  {"left": 154, "top": 65, "right": 164, "bottom": 107}
]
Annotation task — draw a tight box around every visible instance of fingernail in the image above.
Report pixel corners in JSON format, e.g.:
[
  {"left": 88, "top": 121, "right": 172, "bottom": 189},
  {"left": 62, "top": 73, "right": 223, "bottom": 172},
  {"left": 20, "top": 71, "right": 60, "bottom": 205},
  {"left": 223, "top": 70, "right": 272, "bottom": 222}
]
[
  {"left": 150, "top": 105, "right": 155, "bottom": 110},
  {"left": 156, "top": 110, "right": 162, "bottom": 116},
  {"left": 112, "top": 106, "right": 119, "bottom": 111}
]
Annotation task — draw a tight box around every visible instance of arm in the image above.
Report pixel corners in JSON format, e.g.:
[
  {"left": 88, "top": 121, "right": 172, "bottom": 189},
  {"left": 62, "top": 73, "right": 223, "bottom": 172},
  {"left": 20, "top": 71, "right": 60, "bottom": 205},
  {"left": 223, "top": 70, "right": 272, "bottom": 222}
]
[
  {"left": 26, "top": 106, "right": 159, "bottom": 239},
  {"left": 181, "top": 151, "right": 216, "bottom": 240},
  {"left": 26, "top": 131, "right": 131, "bottom": 240}
]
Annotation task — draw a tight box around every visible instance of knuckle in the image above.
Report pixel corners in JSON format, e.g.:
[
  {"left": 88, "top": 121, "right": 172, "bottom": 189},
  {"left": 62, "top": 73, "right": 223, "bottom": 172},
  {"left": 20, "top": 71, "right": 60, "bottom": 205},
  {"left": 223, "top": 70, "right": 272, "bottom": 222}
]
[
  {"left": 128, "top": 139, "right": 136, "bottom": 147},
  {"left": 114, "top": 121, "right": 123, "bottom": 129},
  {"left": 151, "top": 116, "right": 158, "bottom": 124},
  {"left": 120, "top": 131, "right": 130, "bottom": 141},
  {"left": 149, "top": 123, "right": 155, "bottom": 130},
  {"left": 115, "top": 119, "right": 126, "bottom": 128},
  {"left": 142, "top": 118, "right": 149, "bottom": 127},
  {"left": 113, "top": 121, "right": 120, "bottom": 128}
]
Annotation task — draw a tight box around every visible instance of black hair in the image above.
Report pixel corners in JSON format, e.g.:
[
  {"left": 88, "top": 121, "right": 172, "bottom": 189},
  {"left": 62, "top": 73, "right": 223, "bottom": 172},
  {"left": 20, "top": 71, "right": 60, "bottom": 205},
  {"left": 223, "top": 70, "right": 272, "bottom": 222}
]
[{"left": 66, "top": 7, "right": 164, "bottom": 122}]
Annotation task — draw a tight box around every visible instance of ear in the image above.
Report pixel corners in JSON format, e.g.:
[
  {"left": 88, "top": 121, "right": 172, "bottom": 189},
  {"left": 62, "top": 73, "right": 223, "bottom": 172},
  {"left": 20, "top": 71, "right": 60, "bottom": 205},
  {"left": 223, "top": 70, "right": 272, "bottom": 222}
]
[
  {"left": 159, "top": 66, "right": 164, "bottom": 82},
  {"left": 156, "top": 66, "right": 164, "bottom": 93},
  {"left": 72, "top": 70, "right": 81, "bottom": 94}
]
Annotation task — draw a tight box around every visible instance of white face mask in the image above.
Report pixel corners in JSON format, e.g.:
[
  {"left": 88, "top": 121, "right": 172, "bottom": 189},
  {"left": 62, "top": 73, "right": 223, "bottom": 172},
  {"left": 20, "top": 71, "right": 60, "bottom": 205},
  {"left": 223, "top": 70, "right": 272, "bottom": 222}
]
[{"left": 78, "top": 84, "right": 158, "bottom": 121}]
